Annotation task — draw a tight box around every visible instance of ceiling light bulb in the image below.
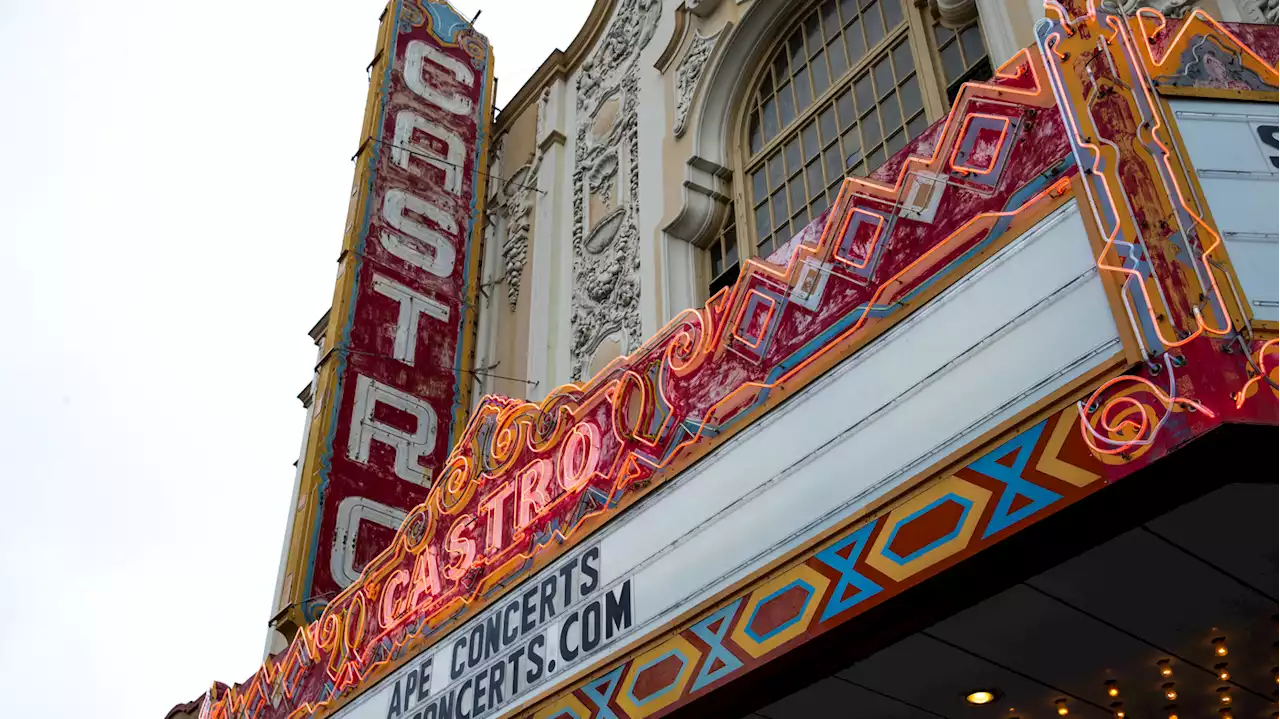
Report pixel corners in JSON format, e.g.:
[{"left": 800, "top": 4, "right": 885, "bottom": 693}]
[
  {"left": 1106, "top": 680, "right": 1119, "bottom": 697},
  {"left": 1111, "top": 701, "right": 1125, "bottom": 718},
  {"left": 1165, "top": 707, "right": 1178, "bottom": 719},
  {"left": 1158, "top": 659, "right": 1173, "bottom": 677},
  {"left": 1213, "top": 637, "right": 1228, "bottom": 656},
  {"left": 1163, "top": 683, "right": 1177, "bottom": 701},
  {"left": 1215, "top": 663, "right": 1229, "bottom": 681},
  {"left": 965, "top": 691, "right": 997, "bottom": 705},
  {"left": 1056, "top": 699, "right": 1069, "bottom": 716},
  {"left": 1218, "top": 687, "right": 1232, "bottom": 704}
]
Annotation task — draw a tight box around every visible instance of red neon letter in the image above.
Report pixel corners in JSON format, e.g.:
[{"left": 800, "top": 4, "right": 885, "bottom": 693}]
[
  {"left": 380, "top": 569, "right": 410, "bottom": 629},
  {"left": 479, "top": 482, "right": 515, "bottom": 555},
  {"left": 558, "top": 423, "right": 602, "bottom": 493},
  {"left": 443, "top": 515, "right": 476, "bottom": 581},
  {"left": 408, "top": 545, "right": 443, "bottom": 608},
  {"left": 516, "top": 458, "right": 553, "bottom": 533}
]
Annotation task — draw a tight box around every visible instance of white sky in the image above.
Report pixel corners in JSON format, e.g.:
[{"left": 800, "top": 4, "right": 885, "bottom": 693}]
[{"left": 0, "top": 1, "right": 592, "bottom": 715}]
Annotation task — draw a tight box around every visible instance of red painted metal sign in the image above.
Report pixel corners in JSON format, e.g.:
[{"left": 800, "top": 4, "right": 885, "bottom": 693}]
[{"left": 288, "top": 0, "right": 495, "bottom": 618}]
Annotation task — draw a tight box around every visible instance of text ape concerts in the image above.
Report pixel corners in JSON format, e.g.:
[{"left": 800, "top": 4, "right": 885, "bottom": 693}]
[{"left": 372, "top": 546, "right": 634, "bottom": 719}]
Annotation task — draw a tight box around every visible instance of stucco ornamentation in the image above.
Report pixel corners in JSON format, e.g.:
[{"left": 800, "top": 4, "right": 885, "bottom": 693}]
[
  {"left": 500, "top": 165, "right": 534, "bottom": 309},
  {"left": 1100, "top": 0, "right": 1198, "bottom": 17},
  {"left": 685, "top": 0, "right": 723, "bottom": 17},
  {"left": 673, "top": 29, "right": 720, "bottom": 137},
  {"left": 569, "top": 0, "right": 662, "bottom": 381},
  {"left": 489, "top": 88, "right": 554, "bottom": 311},
  {"left": 1255, "top": 0, "right": 1279, "bottom": 22}
]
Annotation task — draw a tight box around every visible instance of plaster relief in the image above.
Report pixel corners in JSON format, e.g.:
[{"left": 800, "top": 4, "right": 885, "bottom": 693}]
[
  {"left": 500, "top": 164, "right": 533, "bottom": 309},
  {"left": 673, "top": 29, "right": 721, "bottom": 137},
  {"left": 570, "top": 0, "right": 663, "bottom": 381}
]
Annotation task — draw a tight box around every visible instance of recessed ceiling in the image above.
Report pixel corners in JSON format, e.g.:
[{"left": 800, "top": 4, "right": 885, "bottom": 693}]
[{"left": 742, "top": 483, "right": 1278, "bottom": 719}]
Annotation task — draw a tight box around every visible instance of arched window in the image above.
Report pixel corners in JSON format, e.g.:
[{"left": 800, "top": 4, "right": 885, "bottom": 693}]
[{"left": 705, "top": 0, "right": 990, "bottom": 293}]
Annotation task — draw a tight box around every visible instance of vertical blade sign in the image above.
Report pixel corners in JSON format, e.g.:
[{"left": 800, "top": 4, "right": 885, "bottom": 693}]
[{"left": 292, "top": 0, "right": 494, "bottom": 619}]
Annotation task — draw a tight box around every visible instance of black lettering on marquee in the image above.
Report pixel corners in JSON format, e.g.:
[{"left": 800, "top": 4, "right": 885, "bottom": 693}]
[
  {"left": 521, "top": 586, "right": 538, "bottom": 633},
  {"left": 487, "top": 661, "right": 506, "bottom": 708},
  {"left": 560, "top": 610, "right": 580, "bottom": 662},
  {"left": 526, "top": 634, "right": 545, "bottom": 684},
  {"left": 502, "top": 600, "right": 520, "bottom": 645},
  {"left": 582, "top": 601, "right": 601, "bottom": 653},
  {"left": 455, "top": 677, "right": 472, "bottom": 719},
  {"left": 558, "top": 560, "right": 577, "bottom": 607},
  {"left": 418, "top": 658, "right": 433, "bottom": 703},
  {"left": 538, "top": 574, "right": 558, "bottom": 623},
  {"left": 605, "top": 580, "right": 632, "bottom": 640},
  {"left": 1257, "top": 124, "right": 1279, "bottom": 168},
  {"left": 483, "top": 612, "right": 501, "bottom": 660},
  {"left": 388, "top": 683, "right": 403, "bottom": 719},
  {"left": 472, "top": 669, "right": 487, "bottom": 717},
  {"left": 579, "top": 546, "right": 600, "bottom": 596},
  {"left": 405, "top": 671, "right": 419, "bottom": 708},
  {"left": 450, "top": 637, "right": 467, "bottom": 681},
  {"left": 506, "top": 645, "right": 526, "bottom": 696},
  {"left": 467, "top": 625, "right": 484, "bottom": 668}
]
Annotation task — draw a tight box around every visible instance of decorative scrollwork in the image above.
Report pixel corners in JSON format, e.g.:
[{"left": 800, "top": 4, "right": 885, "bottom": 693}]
[
  {"left": 1077, "top": 353, "right": 1214, "bottom": 461},
  {"left": 1233, "top": 338, "right": 1279, "bottom": 408}
]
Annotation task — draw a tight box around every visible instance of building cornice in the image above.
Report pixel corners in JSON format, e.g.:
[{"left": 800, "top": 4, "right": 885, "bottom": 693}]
[{"left": 493, "top": 0, "right": 619, "bottom": 137}]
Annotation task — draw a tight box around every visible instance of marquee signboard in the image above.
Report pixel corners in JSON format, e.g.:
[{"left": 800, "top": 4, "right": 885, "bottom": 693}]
[
  {"left": 203, "top": 8, "right": 1276, "bottom": 719},
  {"left": 332, "top": 545, "right": 636, "bottom": 719},
  {"left": 277, "top": 0, "right": 496, "bottom": 622}
]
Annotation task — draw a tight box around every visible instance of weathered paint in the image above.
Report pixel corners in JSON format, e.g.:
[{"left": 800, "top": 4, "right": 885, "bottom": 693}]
[
  {"left": 277, "top": 0, "right": 496, "bottom": 628},
  {"left": 199, "top": 10, "right": 1276, "bottom": 719},
  {"left": 514, "top": 11, "right": 1278, "bottom": 717}
]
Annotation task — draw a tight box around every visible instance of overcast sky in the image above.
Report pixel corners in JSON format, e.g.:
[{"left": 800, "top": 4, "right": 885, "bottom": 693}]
[{"left": 0, "top": 1, "right": 592, "bottom": 715}]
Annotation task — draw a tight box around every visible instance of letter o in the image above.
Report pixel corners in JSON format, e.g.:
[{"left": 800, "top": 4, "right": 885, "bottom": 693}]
[
  {"left": 343, "top": 591, "right": 368, "bottom": 653},
  {"left": 558, "top": 423, "right": 601, "bottom": 493}
]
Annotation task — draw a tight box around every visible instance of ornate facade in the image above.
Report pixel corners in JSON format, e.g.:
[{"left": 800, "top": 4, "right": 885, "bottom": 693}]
[
  {"left": 475, "top": 0, "right": 1277, "bottom": 405},
  {"left": 176, "top": 1, "right": 1277, "bottom": 718}
]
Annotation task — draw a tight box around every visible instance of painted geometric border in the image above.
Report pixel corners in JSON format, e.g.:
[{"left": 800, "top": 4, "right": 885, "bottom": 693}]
[{"left": 532, "top": 401, "right": 1117, "bottom": 718}]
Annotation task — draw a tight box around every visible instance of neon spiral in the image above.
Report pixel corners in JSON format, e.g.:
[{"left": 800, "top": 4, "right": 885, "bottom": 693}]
[{"left": 1077, "top": 352, "right": 1214, "bottom": 459}]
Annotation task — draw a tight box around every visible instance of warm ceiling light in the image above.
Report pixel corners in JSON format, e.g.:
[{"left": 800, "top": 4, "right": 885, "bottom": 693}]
[
  {"left": 1105, "top": 680, "right": 1119, "bottom": 698},
  {"left": 1157, "top": 659, "right": 1173, "bottom": 677},
  {"left": 1213, "top": 637, "right": 1228, "bottom": 656},
  {"left": 1217, "top": 687, "right": 1232, "bottom": 704},
  {"left": 1163, "top": 683, "right": 1177, "bottom": 701},
  {"left": 1056, "top": 698, "right": 1069, "bottom": 716},
  {"left": 1111, "top": 701, "right": 1125, "bottom": 718},
  {"left": 965, "top": 690, "right": 999, "bottom": 705},
  {"left": 1165, "top": 706, "right": 1179, "bottom": 719},
  {"left": 1215, "top": 663, "right": 1230, "bottom": 681}
]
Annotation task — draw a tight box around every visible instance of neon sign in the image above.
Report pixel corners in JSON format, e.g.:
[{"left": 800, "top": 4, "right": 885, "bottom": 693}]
[{"left": 199, "top": 10, "right": 1277, "bottom": 719}]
